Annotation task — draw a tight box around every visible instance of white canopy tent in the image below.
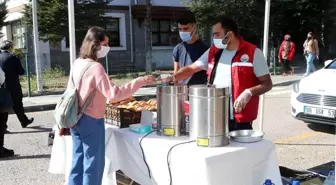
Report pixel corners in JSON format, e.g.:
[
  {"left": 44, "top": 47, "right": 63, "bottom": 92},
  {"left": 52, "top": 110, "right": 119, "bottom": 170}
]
[{"left": 64, "top": 0, "right": 271, "bottom": 131}]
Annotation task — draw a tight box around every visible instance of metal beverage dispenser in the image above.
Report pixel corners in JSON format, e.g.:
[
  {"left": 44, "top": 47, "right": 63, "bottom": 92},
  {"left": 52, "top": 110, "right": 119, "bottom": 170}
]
[
  {"left": 156, "top": 85, "right": 188, "bottom": 137},
  {"left": 188, "top": 85, "right": 230, "bottom": 147}
]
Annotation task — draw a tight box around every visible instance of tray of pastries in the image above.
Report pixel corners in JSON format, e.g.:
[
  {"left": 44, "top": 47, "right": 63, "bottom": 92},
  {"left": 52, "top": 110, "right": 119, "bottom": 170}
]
[
  {"left": 108, "top": 98, "right": 157, "bottom": 112},
  {"left": 105, "top": 97, "right": 157, "bottom": 128}
]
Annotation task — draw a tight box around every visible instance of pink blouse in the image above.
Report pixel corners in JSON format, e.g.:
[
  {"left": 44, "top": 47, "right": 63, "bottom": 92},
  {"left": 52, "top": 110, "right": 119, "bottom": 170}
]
[{"left": 69, "top": 58, "right": 147, "bottom": 119}]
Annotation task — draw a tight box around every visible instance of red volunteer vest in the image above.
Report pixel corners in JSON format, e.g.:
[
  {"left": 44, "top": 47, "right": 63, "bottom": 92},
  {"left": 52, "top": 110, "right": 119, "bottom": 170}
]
[{"left": 206, "top": 39, "right": 260, "bottom": 123}]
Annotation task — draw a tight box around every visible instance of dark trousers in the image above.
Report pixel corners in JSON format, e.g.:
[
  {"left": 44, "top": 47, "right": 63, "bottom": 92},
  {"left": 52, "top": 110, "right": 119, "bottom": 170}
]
[
  {"left": 282, "top": 59, "right": 292, "bottom": 74},
  {"left": 12, "top": 96, "right": 28, "bottom": 124},
  {"left": 0, "top": 112, "right": 8, "bottom": 148},
  {"left": 229, "top": 119, "right": 253, "bottom": 132}
]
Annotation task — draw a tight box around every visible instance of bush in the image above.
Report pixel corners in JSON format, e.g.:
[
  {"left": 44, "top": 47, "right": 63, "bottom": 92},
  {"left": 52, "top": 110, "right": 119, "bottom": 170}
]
[{"left": 42, "top": 65, "right": 65, "bottom": 78}]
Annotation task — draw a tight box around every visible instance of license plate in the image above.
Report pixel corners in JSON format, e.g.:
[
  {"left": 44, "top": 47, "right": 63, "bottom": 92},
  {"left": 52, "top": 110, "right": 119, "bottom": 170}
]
[{"left": 304, "top": 106, "right": 336, "bottom": 118}]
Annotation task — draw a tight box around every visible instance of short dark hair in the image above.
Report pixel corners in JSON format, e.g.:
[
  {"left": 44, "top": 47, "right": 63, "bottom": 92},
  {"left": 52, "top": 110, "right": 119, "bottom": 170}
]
[
  {"left": 79, "top": 26, "right": 109, "bottom": 61},
  {"left": 212, "top": 16, "right": 239, "bottom": 35},
  {"left": 0, "top": 40, "right": 13, "bottom": 50},
  {"left": 177, "top": 12, "right": 196, "bottom": 25}
]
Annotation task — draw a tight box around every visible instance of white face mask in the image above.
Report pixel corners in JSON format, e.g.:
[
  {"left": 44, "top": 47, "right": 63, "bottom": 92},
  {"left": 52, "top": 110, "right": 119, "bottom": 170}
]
[
  {"left": 97, "top": 46, "right": 110, "bottom": 58},
  {"left": 213, "top": 33, "right": 229, "bottom": 49},
  {"left": 213, "top": 39, "right": 227, "bottom": 49}
]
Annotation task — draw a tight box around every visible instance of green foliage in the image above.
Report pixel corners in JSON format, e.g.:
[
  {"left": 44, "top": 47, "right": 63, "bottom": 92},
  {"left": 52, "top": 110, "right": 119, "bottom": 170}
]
[
  {"left": 0, "top": 2, "right": 8, "bottom": 37},
  {"left": 42, "top": 65, "right": 66, "bottom": 78},
  {"left": 184, "top": 0, "right": 264, "bottom": 44},
  {"left": 13, "top": 48, "right": 25, "bottom": 60},
  {"left": 22, "top": 0, "right": 113, "bottom": 47},
  {"left": 20, "top": 66, "right": 67, "bottom": 92},
  {"left": 184, "top": 0, "right": 327, "bottom": 47}
]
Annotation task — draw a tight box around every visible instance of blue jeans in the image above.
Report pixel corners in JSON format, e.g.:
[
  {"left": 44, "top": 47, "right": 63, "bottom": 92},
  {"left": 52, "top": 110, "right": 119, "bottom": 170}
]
[
  {"left": 68, "top": 114, "right": 105, "bottom": 185},
  {"left": 305, "top": 53, "right": 316, "bottom": 74}
]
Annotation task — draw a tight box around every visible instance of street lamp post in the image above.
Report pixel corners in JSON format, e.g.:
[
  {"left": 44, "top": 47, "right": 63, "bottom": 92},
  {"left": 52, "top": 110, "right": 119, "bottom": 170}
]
[
  {"left": 259, "top": 0, "right": 271, "bottom": 132},
  {"left": 68, "top": 0, "right": 76, "bottom": 66},
  {"left": 32, "top": 0, "right": 43, "bottom": 92}
]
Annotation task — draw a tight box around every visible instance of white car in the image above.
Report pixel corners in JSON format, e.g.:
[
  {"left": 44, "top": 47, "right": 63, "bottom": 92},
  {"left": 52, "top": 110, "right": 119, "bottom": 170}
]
[{"left": 291, "top": 59, "right": 336, "bottom": 125}]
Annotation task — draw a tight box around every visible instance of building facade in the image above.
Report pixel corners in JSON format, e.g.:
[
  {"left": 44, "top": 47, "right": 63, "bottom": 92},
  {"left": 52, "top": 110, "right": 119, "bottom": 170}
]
[{"left": 0, "top": 0, "right": 190, "bottom": 73}]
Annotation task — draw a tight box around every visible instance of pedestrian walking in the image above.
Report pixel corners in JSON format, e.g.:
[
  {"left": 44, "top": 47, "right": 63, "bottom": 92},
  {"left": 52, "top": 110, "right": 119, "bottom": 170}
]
[
  {"left": 278, "top": 34, "right": 296, "bottom": 76},
  {"left": 303, "top": 32, "right": 319, "bottom": 76},
  {"left": 0, "top": 63, "right": 14, "bottom": 158},
  {"left": 0, "top": 40, "right": 34, "bottom": 128}
]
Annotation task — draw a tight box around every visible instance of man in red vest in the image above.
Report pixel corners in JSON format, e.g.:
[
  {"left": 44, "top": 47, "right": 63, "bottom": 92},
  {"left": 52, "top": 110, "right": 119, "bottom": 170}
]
[{"left": 163, "top": 16, "right": 273, "bottom": 131}]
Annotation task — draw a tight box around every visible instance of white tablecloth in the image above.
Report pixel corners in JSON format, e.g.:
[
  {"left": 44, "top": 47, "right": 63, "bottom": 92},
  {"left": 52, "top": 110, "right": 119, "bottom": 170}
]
[
  {"left": 48, "top": 125, "right": 118, "bottom": 185},
  {"left": 108, "top": 128, "right": 282, "bottom": 185}
]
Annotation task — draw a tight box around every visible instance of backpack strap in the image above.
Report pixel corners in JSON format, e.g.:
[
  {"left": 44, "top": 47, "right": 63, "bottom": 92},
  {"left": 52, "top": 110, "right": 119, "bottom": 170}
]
[
  {"left": 70, "top": 62, "right": 97, "bottom": 119},
  {"left": 77, "top": 88, "right": 96, "bottom": 120},
  {"left": 71, "top": 62, "right": 95, "bottom": 88}
]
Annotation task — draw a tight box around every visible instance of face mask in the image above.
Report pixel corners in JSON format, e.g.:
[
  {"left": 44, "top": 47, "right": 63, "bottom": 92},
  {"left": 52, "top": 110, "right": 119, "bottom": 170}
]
[
  {"left": 97, "top": 46, "right": 110, "bottom": 58},
  {"left": 179, "top": 32, "right": 192, "bottom": 42},
  {"left": 213, "top": 33, "right": 229, "bottom": 49}
]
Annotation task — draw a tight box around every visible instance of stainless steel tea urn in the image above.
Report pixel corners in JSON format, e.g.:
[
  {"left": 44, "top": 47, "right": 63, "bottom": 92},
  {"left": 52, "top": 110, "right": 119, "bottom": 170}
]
[
  {"left": 157, "top": 85, "right": 188, "bottom": 137},
  {"left": 189, "top": 85, "right": 230, "bottom": 147}
]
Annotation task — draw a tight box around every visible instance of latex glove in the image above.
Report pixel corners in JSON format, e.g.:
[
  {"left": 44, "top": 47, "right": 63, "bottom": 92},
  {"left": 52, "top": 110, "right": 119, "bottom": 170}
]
[{"left": 233, "top": 89, "right": 252, "bottom": 113}]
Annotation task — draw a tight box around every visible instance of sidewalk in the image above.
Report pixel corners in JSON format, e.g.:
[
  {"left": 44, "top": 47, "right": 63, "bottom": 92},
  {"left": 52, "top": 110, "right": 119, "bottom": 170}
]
[{"left": 22, "top": 74, "right": 303, "bottom": 113}]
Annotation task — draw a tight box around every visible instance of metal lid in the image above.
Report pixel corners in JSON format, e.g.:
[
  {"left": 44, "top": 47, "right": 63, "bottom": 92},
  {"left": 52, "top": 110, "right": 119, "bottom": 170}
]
[
  {"left": 188, "top": 85, "right": 230, "bottom": 97},
  {"left": 157, "top": 84, "right": 188, "bottom": 94}
]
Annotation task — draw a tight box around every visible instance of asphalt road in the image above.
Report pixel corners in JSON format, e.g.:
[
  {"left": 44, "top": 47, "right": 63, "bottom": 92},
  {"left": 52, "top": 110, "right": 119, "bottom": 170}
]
[{"left": 0, "top": 83, "right": 335, "bottom": 185}]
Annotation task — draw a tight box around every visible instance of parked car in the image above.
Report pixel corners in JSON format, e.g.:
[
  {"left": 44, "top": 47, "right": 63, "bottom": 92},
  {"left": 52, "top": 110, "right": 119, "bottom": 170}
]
[{"left": 291, "top": 59, "right": 336, "bottom": 125}]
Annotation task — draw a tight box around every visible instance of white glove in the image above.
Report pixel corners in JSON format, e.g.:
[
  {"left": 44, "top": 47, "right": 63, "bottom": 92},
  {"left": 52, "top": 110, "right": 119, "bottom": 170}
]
[{"left": 233, "top": 89, "right": 252, "bottom": 113}]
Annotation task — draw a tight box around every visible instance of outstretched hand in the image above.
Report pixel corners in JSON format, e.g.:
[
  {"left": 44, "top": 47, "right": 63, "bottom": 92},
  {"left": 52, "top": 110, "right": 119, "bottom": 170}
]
[{"left": 142, "top": 75, "right": 157, "bottom": 85}]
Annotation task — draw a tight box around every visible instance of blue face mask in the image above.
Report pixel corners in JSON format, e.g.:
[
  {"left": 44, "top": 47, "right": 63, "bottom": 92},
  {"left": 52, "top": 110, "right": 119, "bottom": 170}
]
[{"left": 179, "top": 32, "right": 192, "bottom": 42}]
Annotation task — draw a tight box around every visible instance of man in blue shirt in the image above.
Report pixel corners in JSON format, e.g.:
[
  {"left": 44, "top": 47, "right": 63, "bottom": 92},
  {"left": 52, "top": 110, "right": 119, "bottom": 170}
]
[{"left": 173, "top": 14, "right": 208, "bottom": 85}]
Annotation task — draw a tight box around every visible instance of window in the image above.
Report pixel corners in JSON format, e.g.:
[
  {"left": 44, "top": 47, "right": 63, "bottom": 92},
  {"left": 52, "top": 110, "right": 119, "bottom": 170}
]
[
  {"left": 11, "top": 21, "right": 26, "bottom": 49},
  {"left": 326, "top": 59, "right": 336, "bottom": 69},
  {"left": 61, "top": 13, "right": 126, "bottom": 51},
  {"left": 106, "top": 18, "right": 120, "bottom": 47},
  {"left": 152, "top": 20, "right": 179, "bottom": 46}
]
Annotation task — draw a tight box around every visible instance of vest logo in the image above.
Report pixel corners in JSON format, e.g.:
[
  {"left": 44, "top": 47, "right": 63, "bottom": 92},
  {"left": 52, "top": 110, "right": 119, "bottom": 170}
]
[{"left": 240, "top": 54, "right": 249, "bottom": 62}]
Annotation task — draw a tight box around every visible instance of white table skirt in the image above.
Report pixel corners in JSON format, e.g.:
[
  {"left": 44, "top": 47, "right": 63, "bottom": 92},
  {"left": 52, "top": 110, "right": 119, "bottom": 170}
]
[
  {"left": 107, "top": 128, "right": 282, "bottom": 185},
  {"left": 48, "top": 125, "right": 118, "bottom": 185}
]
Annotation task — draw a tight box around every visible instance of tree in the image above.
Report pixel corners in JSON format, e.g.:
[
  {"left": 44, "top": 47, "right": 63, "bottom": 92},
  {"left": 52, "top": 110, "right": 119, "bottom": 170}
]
[
  {"left": 22, "top": 0, "right": 112, "bottom": 48},
  {"left": 184, "top": 0, "right": 265, "bottom": 45},
  {"left": 185, "top": 0, "right": 326, "bottom": 50},
  {"left": 0, "top": 2, "right": 8, "bottom": 38},
  {"left": 144, "top": 0, "right": 152, "bottom": 74}
]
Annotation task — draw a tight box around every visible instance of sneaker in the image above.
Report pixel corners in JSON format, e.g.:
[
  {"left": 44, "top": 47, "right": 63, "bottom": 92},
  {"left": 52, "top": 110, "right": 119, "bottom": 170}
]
[
  {"left": 0, "top": 147, "right": 14, "bottom": 158},
  {"left": 282, "top": 73, "right": 287, "bottom": 76},
  {"left": 303, "top": 73, "right": 309, "bottom": 77},
  {"left": 21, "top": 117, "right": 34, "bottom": 128}
]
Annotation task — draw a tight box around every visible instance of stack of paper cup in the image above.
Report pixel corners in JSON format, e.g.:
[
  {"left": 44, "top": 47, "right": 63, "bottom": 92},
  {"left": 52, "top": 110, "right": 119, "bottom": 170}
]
[{"left": 160, "top": 74, "right": 169, "bottom": 85}]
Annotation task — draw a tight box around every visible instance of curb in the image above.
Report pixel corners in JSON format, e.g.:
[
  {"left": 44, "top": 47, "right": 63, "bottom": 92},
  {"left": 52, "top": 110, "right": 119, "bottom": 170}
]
[{"left": 10, "top": 103, "right": 57, "bottom": 114}]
